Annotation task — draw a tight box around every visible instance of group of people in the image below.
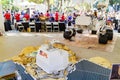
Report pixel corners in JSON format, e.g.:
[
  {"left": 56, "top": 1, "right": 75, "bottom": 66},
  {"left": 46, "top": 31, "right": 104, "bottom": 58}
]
[
  {"left": 2, "top": 10, "right": 95, "bottom": 32},
  {"left": 3, "top": 9, "right": 120, "bottom": 31},
  {"left": 4, "top": 10, "right": 30, "bottom": 31},
  {"left": 30, "top": 10, "right": 77, "bottom": 27},
  {"left": 3, "top": 10, "right": 78, "bottom": 31},
  {"left": 85, "top": 10, "right": 120, "bottom": 30}
]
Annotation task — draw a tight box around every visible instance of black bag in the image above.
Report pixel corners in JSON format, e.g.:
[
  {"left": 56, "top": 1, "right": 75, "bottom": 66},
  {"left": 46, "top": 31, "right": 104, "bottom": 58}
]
[
  {"left": 98, "top": 33, "right": 108, "bottom": 44},
  {"left": 106, "top": 29, "right": 113, "bottom": 40}
]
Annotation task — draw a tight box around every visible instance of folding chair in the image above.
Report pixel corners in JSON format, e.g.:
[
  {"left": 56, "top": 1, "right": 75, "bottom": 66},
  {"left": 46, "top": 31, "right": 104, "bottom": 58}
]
[
  {"left": 29, "top": 22, "right": 35, "bottom": 32},
  {"left": 53, "top": 22, "right": 59, "bottom": 32},
  {"left": 16, "top": 22, "right": 24, "bottom": 32},
  {"left": 45, "top": 22, "right": 52, "bottom": 32}
]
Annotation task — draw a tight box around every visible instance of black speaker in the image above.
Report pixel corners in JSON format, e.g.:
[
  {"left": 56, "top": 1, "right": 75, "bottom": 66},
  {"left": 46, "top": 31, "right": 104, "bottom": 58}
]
[{"left": 98, "top": 33, "right": 108, "bottom": 44}]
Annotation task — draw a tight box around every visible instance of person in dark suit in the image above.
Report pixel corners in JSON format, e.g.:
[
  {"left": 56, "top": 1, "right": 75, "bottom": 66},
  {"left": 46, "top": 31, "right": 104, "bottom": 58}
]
[{"left": 111, "top": 65, "right": 120, "bottom": 79}]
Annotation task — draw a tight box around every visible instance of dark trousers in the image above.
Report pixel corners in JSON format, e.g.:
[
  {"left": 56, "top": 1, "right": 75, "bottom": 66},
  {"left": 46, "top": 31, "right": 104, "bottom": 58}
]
[
  {"left": 114, "top": 19, "right": 118, "bottom": 30},
  {"left": 4, "top": 20, "right": 12, "bottom": 31},
  {"left": 68, "top": 21, "right": 72, "bottom": 26}
]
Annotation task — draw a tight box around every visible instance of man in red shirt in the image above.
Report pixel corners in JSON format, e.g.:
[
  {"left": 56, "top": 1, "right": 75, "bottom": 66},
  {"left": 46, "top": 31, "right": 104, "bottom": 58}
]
[
  {"left": 55, "top": 11, "right": 59, "bottom": 22},
  {"left": 60, "top": 13, "right": 65, "bottom": 22},
  {"left": 45, "top": 10, "right": 50, "bottom": 20},
  {"left": 15, "top": 12, "right": 20, "bottom": 22},
  {"left": 24, "top": 12, "right": 30, "bottom": 21},
  {"left": 4, "top": 11, "right": 12, "bottom": 31},
  {"left": 4, "top": 11, "right": 11, "bottom": 20}
]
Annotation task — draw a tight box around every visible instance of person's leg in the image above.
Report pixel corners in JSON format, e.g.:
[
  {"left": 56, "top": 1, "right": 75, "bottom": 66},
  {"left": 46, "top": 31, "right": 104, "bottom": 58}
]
[
  {"left": 15, "top": 21, "right": 19, "bottom": 30},
  {"left": 8, "top": 20, "right": 12, "bottom": 30},
  {"left": 115, "top": 20, "right": 118, "bottom": 30},
  {"left": 4, "top": 21, "right": 8, "bottom": 31}
]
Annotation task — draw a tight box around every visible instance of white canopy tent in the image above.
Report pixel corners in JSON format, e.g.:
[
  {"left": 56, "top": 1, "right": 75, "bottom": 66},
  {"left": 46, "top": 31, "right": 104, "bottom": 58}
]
[
  {"left": 13, "top": 1, "right": 47, "bottom": 17},
  {"left": 15, "top": 1, "right": 37, "bottom": 9}
]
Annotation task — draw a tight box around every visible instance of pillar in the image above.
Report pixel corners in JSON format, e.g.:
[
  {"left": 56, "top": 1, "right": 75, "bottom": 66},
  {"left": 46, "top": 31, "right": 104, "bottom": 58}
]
[
  {"left": 62, "top": 0, "right": 64, "bottom": 13},
  {"left": 0, "top": 4, "right": 5, "bottom": 33}
]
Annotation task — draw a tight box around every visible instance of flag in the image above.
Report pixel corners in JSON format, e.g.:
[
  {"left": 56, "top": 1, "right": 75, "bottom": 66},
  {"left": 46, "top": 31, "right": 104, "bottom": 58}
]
[{"left": 39, "top": 50, "right": 48, "bottom": 58}]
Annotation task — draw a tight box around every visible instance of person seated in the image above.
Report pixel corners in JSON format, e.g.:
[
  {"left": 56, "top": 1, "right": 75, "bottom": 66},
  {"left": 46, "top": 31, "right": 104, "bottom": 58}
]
[
  {"left": 39, "top": 12, "right": 46, "bottom": 21},
  {"left": 34, "top": 15, "right": 40, "bottom": 22}
]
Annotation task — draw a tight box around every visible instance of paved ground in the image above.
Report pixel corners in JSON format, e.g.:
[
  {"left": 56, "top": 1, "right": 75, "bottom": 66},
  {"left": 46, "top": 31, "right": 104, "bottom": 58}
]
[{"left": 0, "top": 31, "right": 120, "bottom": 64}]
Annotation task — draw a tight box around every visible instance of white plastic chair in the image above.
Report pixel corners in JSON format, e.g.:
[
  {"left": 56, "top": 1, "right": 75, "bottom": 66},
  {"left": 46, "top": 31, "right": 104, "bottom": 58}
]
[
  {"left": 53, "top": 22, "right": 59, "bottom": 32},
  {"left": 45, "top": 22, "right": 52, "bottom": 32}
]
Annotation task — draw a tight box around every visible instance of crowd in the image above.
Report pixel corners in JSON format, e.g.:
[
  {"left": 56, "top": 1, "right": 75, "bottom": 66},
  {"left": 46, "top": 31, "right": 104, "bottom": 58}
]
[{"left": 3, "top": 9, "right": 120, "bottom": 31}]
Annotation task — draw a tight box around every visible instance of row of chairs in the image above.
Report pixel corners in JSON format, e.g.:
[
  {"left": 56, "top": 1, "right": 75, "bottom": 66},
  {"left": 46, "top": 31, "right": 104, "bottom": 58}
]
[
  {"left": 16, "top": 22, "right": 60, "bottom": 32},
  {"left": 46, "top": 22, "right": 59, "bottom": 32}
]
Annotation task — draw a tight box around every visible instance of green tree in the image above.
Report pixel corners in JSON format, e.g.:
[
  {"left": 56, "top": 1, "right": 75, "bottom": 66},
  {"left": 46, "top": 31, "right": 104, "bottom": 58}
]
[
  {"left": 28, "top": 0, "right": 51, "bottom": 10},
  {"left": 28, "top": 0, "right": 65, "bottom": 11},
  {"left": 28, "top": 0, "right": 44, "bottom": 4},
  {"left": 0, "top": 0, "right": 13, "bottom": 10},
  {"left": 109, "top": 0, "right": 120, "bottom": 5}
]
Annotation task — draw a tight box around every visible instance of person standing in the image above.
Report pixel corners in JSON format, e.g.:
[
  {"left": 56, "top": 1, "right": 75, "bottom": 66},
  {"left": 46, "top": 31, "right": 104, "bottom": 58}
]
[
  {"left": 49, "top": 12, "right": 54, "bottom": 22},
  {"left": 67, "top": 14, "right": 73, "bottom": 28},
  {"left": 24, "top": 12, "right": 30, "bottom": 21},
  {"left": 15, "top": 12, "right": 20, "bottom": 22},
  {"left": 72, "top": 12, "right": 77, "bottom": 27},
  {"left": 4, "top": 11, "right": 12, "bottom": 31},
  {"left": 45, "top": 10, "right": 50, "bottom": 21},
  {"left": 111, "top": 65, "right": 120, "bottom": 79},
  {"left": 14, "top": 12, "right": 20, "bottom": 30},
  {"left": 60, "top": 13, "right": 65, "bottom": 22},
  {"left": 94, "top": 10, "right": 97, "bottom": 18},
  {"left": 55, "top": 11, "right": 59, "bottom": 22}
]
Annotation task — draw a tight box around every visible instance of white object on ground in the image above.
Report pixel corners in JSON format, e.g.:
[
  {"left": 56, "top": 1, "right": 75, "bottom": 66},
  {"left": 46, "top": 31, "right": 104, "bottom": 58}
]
[{"left": 36, "top": 43, "right": 69, "bottom": 74}]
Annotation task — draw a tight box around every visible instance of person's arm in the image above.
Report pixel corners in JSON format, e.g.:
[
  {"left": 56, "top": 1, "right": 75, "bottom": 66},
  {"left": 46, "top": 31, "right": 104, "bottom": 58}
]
[{"left": 4, "top": 13, "right": 6, "bottom": 17}]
